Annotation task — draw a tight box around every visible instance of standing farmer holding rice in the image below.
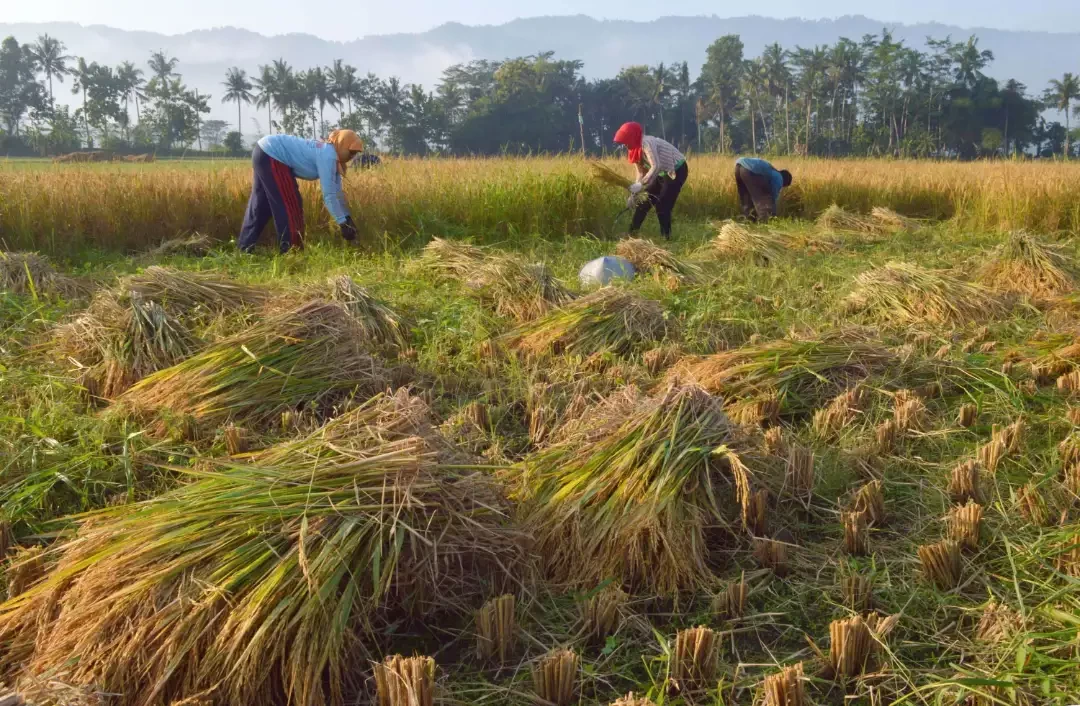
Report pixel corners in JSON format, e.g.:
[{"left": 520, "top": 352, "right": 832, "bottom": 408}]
[
  {"left": 734, "top": 157, "right": 793, "bottom": 224},
  {"left": 613, "top": 121, "right": 688, "bottom": 240},
  {"left": 238, "top": 130, "right": 365, "bottom": 253}
]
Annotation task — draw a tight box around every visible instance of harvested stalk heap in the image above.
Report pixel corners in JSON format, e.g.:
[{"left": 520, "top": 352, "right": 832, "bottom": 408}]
[
  {"left": 519, "top": 385, "right": 753, "bottom": 594},
  {"left": 124, "top": 266, "right": 268, "bottom": 312},
  {"left": 505, "top": 287, "right": 671, "bottom": 358},
  {"left": 708, "top": 220, "right": 787, "bottom": 264},
  {"left": 421, "top": 237, "right": 573, "bottom": 322},
  {"left": 666, "top": 333, "right": 894, "bottom": 419},
  {"left": 843, "top": 261, "right": 1008, "bottom": 325},
  {"left": 615, "top": 237, "right": 702, "bottom": 281},
  {"left": 114, "top": 300, "right": 389, "bottom": 433},
  {"left": 325, "top": 274, "right": 409, "bottom": 348},
  {"left": 0, "top": 251, "right": 83, "bottom": 297},
  {"left": 0, "top": 392, "right": 523, "bottom": 706},
  {"left": 977, "top": 230, "right": 1076, "bottom": 298}
]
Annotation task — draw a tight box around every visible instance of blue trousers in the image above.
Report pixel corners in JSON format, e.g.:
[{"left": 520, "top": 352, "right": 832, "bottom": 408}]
[{"left": 238, "top": 144, "right": 304, "bottom": 253}]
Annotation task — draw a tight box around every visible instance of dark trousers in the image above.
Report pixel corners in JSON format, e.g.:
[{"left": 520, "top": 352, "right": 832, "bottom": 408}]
[
  {"left": 630, "top": 162, "right": 688, "bottom": 239},
  {"left": 735, "top": 164, "right": 776, "bottom": 223},
  {"left": 238, "top": 144, "right": 304, "bottom": 253}
]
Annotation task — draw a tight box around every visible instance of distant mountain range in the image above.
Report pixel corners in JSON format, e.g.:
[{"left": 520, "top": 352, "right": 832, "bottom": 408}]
[{"left": 3, "top": 15, "right": 1077, "bottom": 127}]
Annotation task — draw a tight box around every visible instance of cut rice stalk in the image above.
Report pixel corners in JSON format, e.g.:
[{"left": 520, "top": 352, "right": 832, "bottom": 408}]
[
  {"left": 531, "top": 649, "right": 578, "bottom": 706},
  {"left": 744, "top": 489, "right": 770, "bottom": 537},
  {"left": 871, "top": 207, "right": 919, "bottom": 233},
  {"left": 762, "top": 662, "right": 808, "bottom": 706},
  {"left": 671, "top": 627, "right": 719, "bottom": 693},
  {"left": 374, "top": 655, "right": 435, "bottom": 706},
  {"left": 784, "top": 444, "right": 814, "bottom": 507},
  {"left": 817, "top": 204, "right": 888, "bottom": 236},
  {"left": 949, "top": 460, "right": 982, "bottom": 504},
  {"left": 841, "top": 571, "right": 873, "bottom": 612},
  {"left": 976, "top": 600, "right": 1024, "bottom": 644},
  {"left": 610, "top": 694, "right": 656, "bottom": 706},
  {"left": 852, "top": 480, "right": 885, "bottom": 526},
  {"left": 123, "top": 266, "right": 268, "bottom": 313},
  {"left": 813, "top": 387, "right": 866, "bottom": 440},
  {"left": 843, "top": 261, "right": 1008, "bottom": 326},
  {"left": 1016, "top": 482, "right": 1051, "bottom": 526},
  {"left": 642, "top": 344, "right": 683, "bottom": 376},
  {"left": 476, "top": 594, "right": 516, "bottom": 664},
  {"left": 579, "top": 586, "right": 625, "bottom": 643},
  {"left": 977, "top": 230, "right": 1076, "bottom": 298},
  {"left": 947, "top": 501, "right": 984, "bottom": 550},
  {"left": 977, "top": 439, "right": 1006, "bottom": 474},
  {"left": 957, "top": 403, "right": 977, "bottom": 428},
  {"left": 918, "top": 540, "right": 963, "bottom": 590},
  {"left": 826, "top": 614, "right": 887, "bottom": 679},
  {"left": 506, "top": 288, "right": 671, "bottom": 359},
  {"left": 843, "top": 511, "right": 869, "bottom": 556},
  {"left": 712, "top": 573, "right": 748, "bottom": 621},
  {"left": 752, "top": 538, "right": 790, "bottom": 577}
]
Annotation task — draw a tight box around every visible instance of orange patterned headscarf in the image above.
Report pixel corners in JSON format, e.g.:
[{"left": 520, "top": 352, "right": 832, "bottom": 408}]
[{"left": 327, "top": 129, "right": 365, "bottom": 173}]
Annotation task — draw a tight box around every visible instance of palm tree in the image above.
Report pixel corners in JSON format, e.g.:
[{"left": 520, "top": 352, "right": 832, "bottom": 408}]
[
  {"left": 307, "top": 67, "right": 337, "bottom": 133},
  {"left": 115, "top": 61, "right": 145, "bottom": 134},
  {"left": 222, "top": 67, "right": 254, "bottom": 141},
  {"left": 792, "top": 46, "right": 828, "bottom": 152},
  {"left": 253, "top": 64, "right": 276, "bottom": 133},
  {"left": 329, "top": 60, "right": 359, "bottom": 118},
  {"left": 29, "top": 34, "right": 70, "bottom": 103},
  {"left": 148, "top": 50, "right": 179, "bottom": 82},
  {"left": 1045, "top": 73, "right": 1080, "bottom": 158},
  {"left": 70, "top": 57, "right": 94, "bottom": 146}
]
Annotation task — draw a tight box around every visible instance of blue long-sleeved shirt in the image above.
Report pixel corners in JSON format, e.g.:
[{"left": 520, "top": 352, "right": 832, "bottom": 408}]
[
  {"left": 736, "top": 157, "right": 785, "bottom": 205},
  {"left": 258, "top": 135, "right": 350, "bottom": 223}
]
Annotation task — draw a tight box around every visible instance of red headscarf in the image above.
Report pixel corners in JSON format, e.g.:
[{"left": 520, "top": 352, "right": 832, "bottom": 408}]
[{"left": 614, "top": 121, "right": 644, "bottom": 163}]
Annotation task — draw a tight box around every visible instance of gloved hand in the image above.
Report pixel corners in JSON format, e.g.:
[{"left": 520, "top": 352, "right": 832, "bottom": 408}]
[
  {"left": 340, "top": 216, "right": 357, "bottom": 241},
  {"left": 628, "top": 182, "right": 644, "bottom": 195}
]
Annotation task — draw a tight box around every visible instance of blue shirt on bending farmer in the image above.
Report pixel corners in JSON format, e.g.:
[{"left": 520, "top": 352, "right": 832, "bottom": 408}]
[
  {"left": 736, "top": 157, "right": 786, "bottom": 205},
  {"left": 257, "top": 134, "right": 350, "bottom": 224}
]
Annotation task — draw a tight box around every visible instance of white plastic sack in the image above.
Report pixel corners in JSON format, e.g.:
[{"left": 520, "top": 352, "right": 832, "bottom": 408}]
[{"left": 578, "top": 256, "right": 636, "bottom": 287}]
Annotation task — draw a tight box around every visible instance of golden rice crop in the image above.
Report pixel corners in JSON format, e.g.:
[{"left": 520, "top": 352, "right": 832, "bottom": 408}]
[
  {"left": 0, "top": 392, "right": 523, "bottom": 706},
  {"left": 977, "top": 230, "right": 1076, "bottom": 298},
  {"left": 518, "top": 385, "right": 751, "bottom": 594},
  {"left": 505, "top": 287, "right": 671, "bottom": 358},
  {"left": 844, "top": 261, "right": 1008, "bottom": 325},
  {"left": 590, "top": 160, "right": 634, "bottom": 190}
]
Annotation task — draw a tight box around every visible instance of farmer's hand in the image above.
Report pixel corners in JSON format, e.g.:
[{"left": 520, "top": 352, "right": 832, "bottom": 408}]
[
  {"left": 628, "top": 182, "right": 643, "bottom": 195},
  {"left": 340, "top": 216, "right": 357, "bottom": 241}
]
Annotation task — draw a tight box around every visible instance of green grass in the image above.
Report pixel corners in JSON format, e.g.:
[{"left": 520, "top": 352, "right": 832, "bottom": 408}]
[{"left": 1, "top": 217, "right": 1079, "bottom": 705}]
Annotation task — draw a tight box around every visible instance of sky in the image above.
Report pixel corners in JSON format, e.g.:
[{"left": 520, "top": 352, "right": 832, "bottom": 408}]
[{"left": 5, "top": 0, "right": 1080, "bottom": 40}]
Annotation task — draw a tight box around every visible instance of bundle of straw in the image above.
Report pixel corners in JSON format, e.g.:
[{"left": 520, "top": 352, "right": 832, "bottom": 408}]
[
  {"left": 615, "top": 237, "right": 702, "bottom": 281},
  {"left": 115, "top": 300, "right": 389, "bottom": 433},
  {"left": 531, "top": 649, "right": 579, "bottom": 706},
  {"left": 666, "top": 333, "right": 894, "bottom": 419},
  {"left": 124, "top": 266, "right": 268, "bottom": 313},
  {"left": 374, "top": 655, "right": 435, "bottom": 706},
  {"left": 589, "top": 161, "right": 633, "bottom": 190},
  {"left": 977, "top": 230, "right": 1076, "bottom": 298},
  {"left": 420, "top": 237, "right": 485, "bottom": 278},
  {"left": 871, "top": 206, "right": 919, "bottom": 233},
  {"left": 0, "top": 392, "right": 522, "bottom": 706},
  {"left": 784, "top": 444, "right": 814, "bottom": 506},
  {"left": 326, "top": 274, "right": 409, "bottom": 349},
  {"left": 844, "top": 261, "right": 1008, "bottom": 326},
  {"left": 519, "top": 385, "right": 750, "bottom": 594},
  {"left": 816, "top": 204, "right": 887, "bottom": 235},
  {"left": 707, "top": 220, "right": 787, "bottom": 264},
  {"left": 505, "top": 288, "right": 671, "bottom": 359},
  {"left": 0, "top": 251, "right": 83, "bottom": 298},
  {"left": 140, "top": 232, "right": 214, "bottom": 260}
]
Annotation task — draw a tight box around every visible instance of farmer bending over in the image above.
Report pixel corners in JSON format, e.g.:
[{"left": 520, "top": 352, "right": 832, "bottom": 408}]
[
  {"left": 238, "top": 130, "right": 364, "bottom": 253},
  {"left": 734, "top": 157, "right": 792, "bottom": 224},
  {"left": 614, "top": 121, "right": 688, "bottom": 240}
]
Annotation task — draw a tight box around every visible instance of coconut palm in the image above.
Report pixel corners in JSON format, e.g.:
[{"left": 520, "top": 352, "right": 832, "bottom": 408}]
[
  {"left": 70, "top": 57, "right": 94, "bottom": 146},
  {"left": 329, "top": 59, "right": 359, "bottom": 118},
  {"left": 222, "top": 67, "right": 254, "bottom": 141},
  {"left": 1045, "top": 73, "right": 1080, "bottom": 159},
  {"left": 148, "top": 50, "right": 179, "bottom": 82},
  {"left": 29, "top": 33, "right": 70, "bottom": 103},
  {"left": 307, "top": 66, "right": 338, "bottom": 133},
  {"left": 115, "top": 61, "right": 145, "bottom": 132},
  {"left": 253, "top": 64, "right": 276, "bottom": 133}
]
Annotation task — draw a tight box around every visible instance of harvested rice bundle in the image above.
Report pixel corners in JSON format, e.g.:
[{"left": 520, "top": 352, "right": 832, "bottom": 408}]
[
  {"left": 671, "top": 627, "right": 719, "bottom": 693},
  {"left": 0, "top": 392, "right": 522, "bottom": 706},
  {"left": 325, "top": 275, "right": 408, "bottom": 349},
  {"left": 123, "top": 266, "right": 268, "bottom": 313},
  {"left": 843, "top": 261, "right": 1008, "bottom": 326},
  {"left": 762, "top": 663, "right": 808, "bottom": 706},
  {"left": 506, "top": 288, "right": 671, "bottom": 359},
  {"left": 707, "top": 220, "right": 787, "bottom": 264},
  {"left": 139, "top": 232, "right": 214, "bottom": 259},
  {"left": 977, "top": 230, "right": 1076, "bottom": 298},
  {"left": 616, "top": 237, "right": 702, "bottom": 281},
  {"left": 374, "top": 655, "right": 435, "bottom": 706},
  {"left": 871, "top": 207, "right": 919, "bottom": 233},
  {"left": 728, "top": 391, "right": 781, "bottom": 428},
  {"left": 816, "top": 204, "right": 887, "bottom": 236},
  {"left": 590, "top": 161, "right": 633, "bottom": 190},
  {"left": 420, "top": 237, "right": 485, "bottom": 278},
  {"left": 114, "top": 300, "right": 390, "bottom": 434},
  {"left": 531, "top": 649, "right": 578, "bottom": 706},
  {"left": 0, "top": 251, "right": 83, "bottom": 298},
  {"left": 642, "top": 343, "right": 683, "bottom": 376},
  {"left": 5, "top": 545, "right": 45, "bottom": 598},
  {"left": 519, "top": 385, "right": 752, "bottom": 595},
  {"left": 665, "top": 333, "right": 894, "bottom": 419}
]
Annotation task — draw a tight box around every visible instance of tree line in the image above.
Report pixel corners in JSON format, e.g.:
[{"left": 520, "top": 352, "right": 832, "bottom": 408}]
[{"left": 2, "top": 29, "right": 1080, "bottom": 158}]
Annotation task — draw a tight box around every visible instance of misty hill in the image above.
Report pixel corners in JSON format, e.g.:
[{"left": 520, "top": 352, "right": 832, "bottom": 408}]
[{"left": 3, "top": 15, "right": 1077, "bottom": 127}]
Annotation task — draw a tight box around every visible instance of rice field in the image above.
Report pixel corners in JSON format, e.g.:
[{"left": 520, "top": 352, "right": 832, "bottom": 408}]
[{"left": 1, "top": 156, "right": 1080, "bottom": 705}]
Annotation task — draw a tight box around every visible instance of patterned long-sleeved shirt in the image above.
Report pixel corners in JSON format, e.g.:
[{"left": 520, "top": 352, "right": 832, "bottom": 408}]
[{"left": 639, "top": 136, "right": 686, "bottom": 186}]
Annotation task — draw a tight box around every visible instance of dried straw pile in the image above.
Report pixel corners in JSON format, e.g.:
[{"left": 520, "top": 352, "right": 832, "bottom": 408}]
[
  {"left": 615, "top": 237, "right": 702, "bottom": 281},
  {"left": 0, "top": 391, "right": 523, "bottom": 706},
  {"left": 977, "top": 230, "right": 1076, "bottom": 298},
  {"left": 707, "top": 220, "right": 787, "bottom": 264},
  {"left": 844, "top": 261, "right": 1008, "bottom": 326}
]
